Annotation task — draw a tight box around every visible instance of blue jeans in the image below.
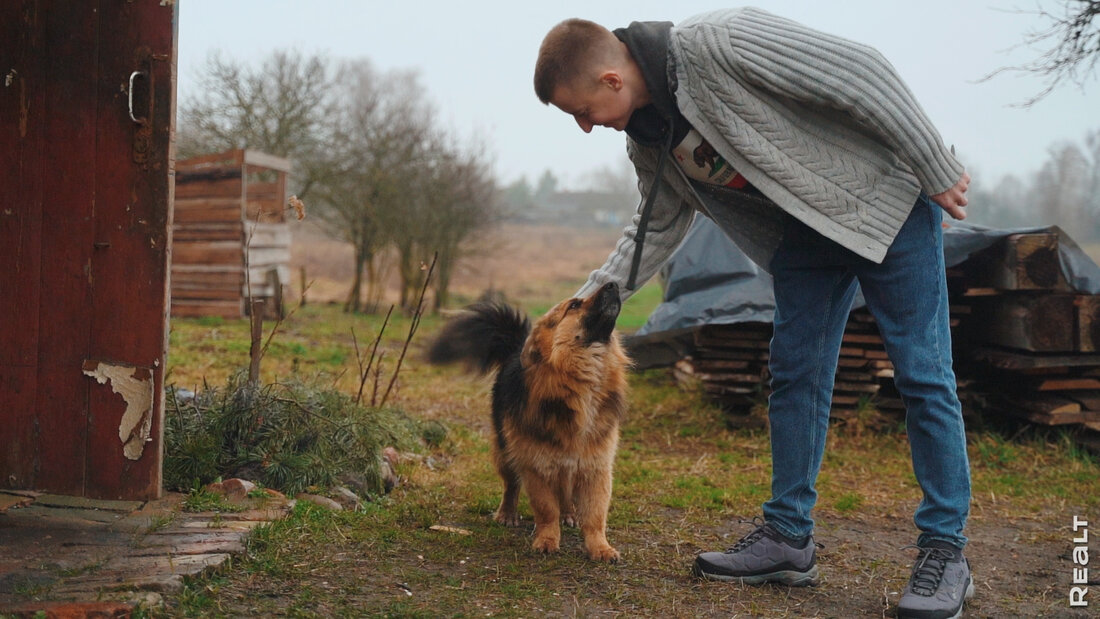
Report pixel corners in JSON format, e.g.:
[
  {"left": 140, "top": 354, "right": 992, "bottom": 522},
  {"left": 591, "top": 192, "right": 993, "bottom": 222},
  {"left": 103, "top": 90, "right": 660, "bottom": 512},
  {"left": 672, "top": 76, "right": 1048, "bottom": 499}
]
[{"left": 762, "top": 196, "right": 971, "bottom": 548}]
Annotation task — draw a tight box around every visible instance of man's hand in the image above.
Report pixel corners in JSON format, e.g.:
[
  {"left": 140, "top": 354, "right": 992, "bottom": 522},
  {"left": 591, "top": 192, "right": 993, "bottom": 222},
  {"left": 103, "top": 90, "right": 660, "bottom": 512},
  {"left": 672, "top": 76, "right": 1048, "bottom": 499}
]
[{"left": 930, "top": 171, "right": 970, "bottom": 220}]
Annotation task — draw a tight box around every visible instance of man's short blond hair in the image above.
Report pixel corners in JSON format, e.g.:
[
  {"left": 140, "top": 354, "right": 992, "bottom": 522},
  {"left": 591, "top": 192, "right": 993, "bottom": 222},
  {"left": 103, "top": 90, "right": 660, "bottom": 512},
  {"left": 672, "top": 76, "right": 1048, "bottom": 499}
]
[{"left": 534, "top": 18, "right": 623, "bottom": 104}]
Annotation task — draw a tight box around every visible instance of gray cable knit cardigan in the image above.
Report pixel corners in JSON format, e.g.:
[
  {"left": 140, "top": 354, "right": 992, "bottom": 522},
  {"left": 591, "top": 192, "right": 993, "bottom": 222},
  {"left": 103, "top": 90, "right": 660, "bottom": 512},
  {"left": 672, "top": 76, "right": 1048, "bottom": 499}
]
[{"left": 576, "top": 7, "right": 966, "bottom": 300}]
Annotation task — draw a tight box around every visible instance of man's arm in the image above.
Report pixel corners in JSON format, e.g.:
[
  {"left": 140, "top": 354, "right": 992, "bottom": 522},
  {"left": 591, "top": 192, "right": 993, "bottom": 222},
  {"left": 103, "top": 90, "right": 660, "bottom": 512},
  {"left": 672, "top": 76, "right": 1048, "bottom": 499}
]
[{"left": 576, "top": 143, "right": 697, "bottom": 300}]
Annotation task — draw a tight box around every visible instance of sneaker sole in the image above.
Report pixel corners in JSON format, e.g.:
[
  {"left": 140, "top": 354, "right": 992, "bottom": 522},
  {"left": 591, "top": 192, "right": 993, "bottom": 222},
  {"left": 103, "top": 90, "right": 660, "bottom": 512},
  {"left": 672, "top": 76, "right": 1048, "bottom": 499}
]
[
  {"left": 898, "top": 576, "right": 975, "bottom": 619},
  {"left": 693, "top": 562, "right": 820, "bottom": 587}
]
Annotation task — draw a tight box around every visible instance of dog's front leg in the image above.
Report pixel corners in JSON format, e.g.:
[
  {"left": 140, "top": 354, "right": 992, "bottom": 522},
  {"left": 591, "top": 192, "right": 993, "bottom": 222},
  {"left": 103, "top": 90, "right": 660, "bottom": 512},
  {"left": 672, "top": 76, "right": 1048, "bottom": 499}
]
[
  {"left": 522, "top": 472, "right": 561, "bottom": 553},
  {"left": 575, "top": 467, "right": 619, "bottom": 563}
]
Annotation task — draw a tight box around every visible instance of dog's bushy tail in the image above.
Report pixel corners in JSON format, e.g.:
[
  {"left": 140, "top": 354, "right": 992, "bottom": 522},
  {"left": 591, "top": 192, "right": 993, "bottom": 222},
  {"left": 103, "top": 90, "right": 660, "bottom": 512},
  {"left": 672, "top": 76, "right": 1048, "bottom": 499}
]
[{"left": 428, "top": 303, "right": 530, "bottom": 374}]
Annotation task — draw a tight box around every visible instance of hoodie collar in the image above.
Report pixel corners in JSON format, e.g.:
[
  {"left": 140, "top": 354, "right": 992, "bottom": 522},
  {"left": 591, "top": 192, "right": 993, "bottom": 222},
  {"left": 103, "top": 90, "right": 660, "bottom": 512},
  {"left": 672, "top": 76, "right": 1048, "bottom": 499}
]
[{"left": 613, "top": 21, "right": 686, "bottom": 147}]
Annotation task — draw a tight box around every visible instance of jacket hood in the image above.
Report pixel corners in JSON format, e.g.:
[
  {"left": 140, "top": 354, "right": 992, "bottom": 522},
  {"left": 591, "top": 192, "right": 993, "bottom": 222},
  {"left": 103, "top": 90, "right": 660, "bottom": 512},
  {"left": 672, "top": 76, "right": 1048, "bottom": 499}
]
[{"left": 613, "top": 21, "right": 689, "bottom": 147}]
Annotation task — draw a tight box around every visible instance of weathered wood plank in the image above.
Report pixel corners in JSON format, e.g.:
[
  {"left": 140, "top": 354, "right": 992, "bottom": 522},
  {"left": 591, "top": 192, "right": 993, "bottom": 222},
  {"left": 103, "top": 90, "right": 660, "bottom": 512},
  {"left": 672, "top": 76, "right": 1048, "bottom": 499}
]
[
  {"left": 85, "top": 0, "right": 175, "bottom": 500},
  {"left": 173, "top": 241, "right": 244, "bottom": 266},
  {"left": 243, "top": 150, "right": 291, "bottom": 172},
  {"left": 1076, "top": 295, "right": 1100, "bottom": 353},
  {"left": 33, "top": 2, "right": 101, "bottom": 495},
  {"left": 174, "top": 177, "right": 243, "bottom": 200},
  {"left": 246, "top": 199, "right": 285, "bottom": 223},
  {"left": 0, "top": 0, "right": 45, "bottom": 491},
  {"left": 244, "top": 223, "right": 292, "bottom": 248},
  {"left": 171, "top": 299, "right": 244, "bottom": 319},
  {"left": 1037, "top": 377, "right": 1100, "bottom": 391},
  {"left": 972, "top": 294, "right": 1077, "bottom": 352},
  {"left": 172, "top": 223, "right": 245, "bottom": 242},
  {"left": 969, "top": 346, "right": 1100, "bottom": 370},
  {"left": 177, "top": 149, "right": 244, "bottom": 170},
  {"left": 965, "top": 232, "right": 1069, "bottom": 291}
]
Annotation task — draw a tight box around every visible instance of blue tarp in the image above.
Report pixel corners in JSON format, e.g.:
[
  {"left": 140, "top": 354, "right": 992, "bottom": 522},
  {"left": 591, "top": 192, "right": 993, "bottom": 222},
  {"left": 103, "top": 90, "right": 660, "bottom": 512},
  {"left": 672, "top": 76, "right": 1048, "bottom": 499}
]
[{"left": 628, "top": 217, "right": 1100, "bottom": 367}]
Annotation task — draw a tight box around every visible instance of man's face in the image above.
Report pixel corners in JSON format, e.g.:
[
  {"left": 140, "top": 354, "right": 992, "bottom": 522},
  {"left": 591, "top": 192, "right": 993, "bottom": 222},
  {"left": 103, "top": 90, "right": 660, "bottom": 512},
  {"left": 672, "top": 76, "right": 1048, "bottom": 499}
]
[{"left": 550, "top": 74, "right": 634, "bottom": 133}]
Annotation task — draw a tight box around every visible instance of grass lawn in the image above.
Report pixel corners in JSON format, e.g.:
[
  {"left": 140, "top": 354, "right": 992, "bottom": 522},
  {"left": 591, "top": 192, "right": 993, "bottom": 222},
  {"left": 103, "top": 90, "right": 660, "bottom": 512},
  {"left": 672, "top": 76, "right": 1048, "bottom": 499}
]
[{"left": 154, "top": 296, "right": 1098, "bottom": 618}]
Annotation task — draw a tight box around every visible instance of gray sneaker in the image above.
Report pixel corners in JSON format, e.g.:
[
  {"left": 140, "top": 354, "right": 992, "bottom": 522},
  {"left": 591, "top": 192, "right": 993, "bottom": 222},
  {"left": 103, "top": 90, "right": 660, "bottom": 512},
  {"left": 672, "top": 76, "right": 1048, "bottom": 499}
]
[
  {"left": 897, "top": 541, "right": 975, "bottom": 619},
  {"left": 692, "top": 520, "right": 820, "bottom": 586}
]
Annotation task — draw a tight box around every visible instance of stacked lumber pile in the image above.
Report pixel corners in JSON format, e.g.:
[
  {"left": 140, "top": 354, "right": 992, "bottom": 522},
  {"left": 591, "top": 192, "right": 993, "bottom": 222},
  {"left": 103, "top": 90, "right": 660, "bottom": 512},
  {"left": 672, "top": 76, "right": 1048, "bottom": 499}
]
[
  {"left": 172, "top": 149, "right": 292, "bottom": 319},
  {"left": 670, "top": 230, "right": 1100, "bottom": 439},
  {"left": 672, "top": 308, "right": 923, "bottom": 428},
  {"left": 950, "top": 232, "right": 1100, "bottom": 434}
]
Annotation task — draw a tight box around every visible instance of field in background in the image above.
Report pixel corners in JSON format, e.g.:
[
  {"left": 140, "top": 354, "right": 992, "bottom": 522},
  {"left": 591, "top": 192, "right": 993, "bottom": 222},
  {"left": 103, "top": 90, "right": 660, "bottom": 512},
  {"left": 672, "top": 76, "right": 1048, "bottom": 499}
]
[{"left": 290, "top": 221, "right": 632, "bottom": 311}]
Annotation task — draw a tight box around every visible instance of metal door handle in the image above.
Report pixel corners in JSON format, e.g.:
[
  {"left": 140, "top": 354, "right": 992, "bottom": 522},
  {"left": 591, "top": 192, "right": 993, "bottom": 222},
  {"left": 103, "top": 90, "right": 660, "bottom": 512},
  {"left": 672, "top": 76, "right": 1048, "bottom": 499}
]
[{"left": 128, "top": 70, "right": 147, "bottom": 124}]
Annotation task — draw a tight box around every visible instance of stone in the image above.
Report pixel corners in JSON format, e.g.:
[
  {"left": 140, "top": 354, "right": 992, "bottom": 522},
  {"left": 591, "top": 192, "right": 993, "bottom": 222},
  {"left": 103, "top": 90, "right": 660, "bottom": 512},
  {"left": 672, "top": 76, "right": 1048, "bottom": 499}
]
[
  {"left": 336, "top": 472, "right": 375, "bottom": 496},
  {"left": 205, "top": 478, "right": 255, "bottom": 501},
  {"left": 380, "top": 458, "right": 399, "bottom": 493},
  {"left": 294, "top": 493, "right": 342, "bottom": 511},
  {"left": 381, "top": 446, "right": 401, "bottom": 467},
  {"left": 0, "top": 492, "right": 33, "bottom": 513},
  {"left": 329, "top": 486, "right": 361, "bottom": 511}
]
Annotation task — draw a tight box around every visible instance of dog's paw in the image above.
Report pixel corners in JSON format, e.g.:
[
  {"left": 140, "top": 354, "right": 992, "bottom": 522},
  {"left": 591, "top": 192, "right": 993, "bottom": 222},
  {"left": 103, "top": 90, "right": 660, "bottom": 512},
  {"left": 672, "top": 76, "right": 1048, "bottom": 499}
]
[
  {"left": 493, "top": 510, "right": 521, "bottom": 527},
  {"left": 587, "top": 545, "right": 620, "bottom": 563},
  {"left": 562, "top": 512, "right": 577, "bottom": 528},
  {"left": 531, "top": 535, "right": 560, "bottom": 554}
]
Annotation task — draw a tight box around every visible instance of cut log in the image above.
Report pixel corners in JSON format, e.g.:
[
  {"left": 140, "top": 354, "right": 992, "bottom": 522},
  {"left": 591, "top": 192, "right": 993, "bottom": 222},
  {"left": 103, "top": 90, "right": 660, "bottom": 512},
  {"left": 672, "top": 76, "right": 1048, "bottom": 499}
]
[
  {"left": 971, "top": 294, "right": 1077, "bottom": 352},
  {"left": 1076, "top": 295, "right": 1100, "bottom": 353},
  {"left": 965, "top": 232, "right": 1069, "bottom": 291},
  {"left": 1037, "top": 377, "right": 1100, "bottom": 391},
  {"left": 969, "top": 346, "right": 1100, "bottom": 370},
  {"left": 1024, "top": 410, "right": 1100, "bottom": 425},
  {"left": 1067, "top": 391, "right": 1100, "bottom": 410}
]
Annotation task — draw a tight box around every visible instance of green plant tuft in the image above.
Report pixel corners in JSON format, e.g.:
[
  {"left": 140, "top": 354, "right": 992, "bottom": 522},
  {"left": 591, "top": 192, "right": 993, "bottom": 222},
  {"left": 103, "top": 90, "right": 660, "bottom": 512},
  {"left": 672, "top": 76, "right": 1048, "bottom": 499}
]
[{"left": 164, "top": 372, "right": 444, "bottom": 497}]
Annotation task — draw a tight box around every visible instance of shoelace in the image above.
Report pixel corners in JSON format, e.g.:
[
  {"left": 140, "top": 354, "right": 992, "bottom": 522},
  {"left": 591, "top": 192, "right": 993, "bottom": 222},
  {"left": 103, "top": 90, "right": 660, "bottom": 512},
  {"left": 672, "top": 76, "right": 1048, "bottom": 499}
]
[
  {"left": 903, "top": 545, "right": 958, "bottom": 596},
  {"left": 723, "top": 518, "right": 823, "bottom": 554},
  {"left": 725, "top": 526, "right": 768, "bottom": 554}
]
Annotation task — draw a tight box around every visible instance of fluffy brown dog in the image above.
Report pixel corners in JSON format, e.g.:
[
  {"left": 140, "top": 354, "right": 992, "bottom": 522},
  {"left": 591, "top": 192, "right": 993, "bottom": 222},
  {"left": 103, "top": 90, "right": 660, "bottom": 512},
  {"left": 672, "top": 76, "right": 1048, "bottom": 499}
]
[{"left": 428, "top": 282, "right": 629, "bottom": 562}]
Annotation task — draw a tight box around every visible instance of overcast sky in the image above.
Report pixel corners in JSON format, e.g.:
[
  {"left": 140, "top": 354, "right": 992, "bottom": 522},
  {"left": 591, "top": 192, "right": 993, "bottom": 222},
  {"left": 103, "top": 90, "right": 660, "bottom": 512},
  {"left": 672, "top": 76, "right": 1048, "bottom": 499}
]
[{"left": 177, "top": 1, "right": 1098, "bottom": 191}]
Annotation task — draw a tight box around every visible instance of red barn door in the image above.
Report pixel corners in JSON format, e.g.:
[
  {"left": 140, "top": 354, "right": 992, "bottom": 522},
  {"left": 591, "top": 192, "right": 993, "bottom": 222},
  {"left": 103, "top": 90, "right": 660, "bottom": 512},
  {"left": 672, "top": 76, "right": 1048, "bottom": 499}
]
[{"left": 0, "top": 1, "right": 176, "bottom": 500}]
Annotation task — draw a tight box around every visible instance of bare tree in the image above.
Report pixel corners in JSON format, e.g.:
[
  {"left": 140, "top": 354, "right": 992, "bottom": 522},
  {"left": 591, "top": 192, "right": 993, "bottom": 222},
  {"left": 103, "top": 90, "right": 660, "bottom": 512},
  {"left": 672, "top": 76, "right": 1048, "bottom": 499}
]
[
  {"left": 422, "top": 139, "right": 499, "bottom": 311},
  {"left": 387, "top": 131, "right": 499, "bottom": 312},
  {"left": 1032, "top": 142, "right": 1090, "bottom": 231},
  {"left": 177, "top": 50, "right": 337, "bottom": 198},
  {"left": 309, "top": 61, "right": 434, "bottom": 313},
  {"left": 984, "top": 1, "right": 1100, "bottom": 106}
]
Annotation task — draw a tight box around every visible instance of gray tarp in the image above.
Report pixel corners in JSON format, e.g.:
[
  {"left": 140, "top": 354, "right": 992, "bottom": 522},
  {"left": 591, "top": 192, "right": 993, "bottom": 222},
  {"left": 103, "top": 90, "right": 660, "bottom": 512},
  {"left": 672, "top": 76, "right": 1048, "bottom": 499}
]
[{"left": 628, "top": 216, "right": 1100, "bottom": 368}]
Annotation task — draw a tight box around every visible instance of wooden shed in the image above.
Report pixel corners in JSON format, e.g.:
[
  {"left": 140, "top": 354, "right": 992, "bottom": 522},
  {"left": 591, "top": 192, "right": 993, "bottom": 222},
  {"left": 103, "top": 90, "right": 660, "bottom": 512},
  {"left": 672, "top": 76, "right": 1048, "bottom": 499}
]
[{"left": 172, "top": 149, "right": 293, "bottom": 318}]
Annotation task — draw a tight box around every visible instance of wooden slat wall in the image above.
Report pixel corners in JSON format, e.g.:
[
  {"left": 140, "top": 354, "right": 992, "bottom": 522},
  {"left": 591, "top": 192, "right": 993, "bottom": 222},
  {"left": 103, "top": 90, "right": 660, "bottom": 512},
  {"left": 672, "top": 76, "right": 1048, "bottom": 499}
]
[
  {"left": 171, "top": 150, "right": 291, "bottom": 318},
  {"left": 85, "top": 0, "right": 175, "bottom": 498},
  {"left": 1, "top": 0, "right": 53, "bottom": 490}
]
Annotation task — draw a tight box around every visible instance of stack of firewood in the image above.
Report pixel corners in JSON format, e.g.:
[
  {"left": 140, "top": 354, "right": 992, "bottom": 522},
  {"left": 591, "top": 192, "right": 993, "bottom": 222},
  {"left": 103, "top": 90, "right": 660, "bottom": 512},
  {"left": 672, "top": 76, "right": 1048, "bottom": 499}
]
[
  {"left": 668, "top": 230, "right": 1100, "bottom": 440},
  {"left": 950, "top": 232, "right": 1100, "bottom": 435}
]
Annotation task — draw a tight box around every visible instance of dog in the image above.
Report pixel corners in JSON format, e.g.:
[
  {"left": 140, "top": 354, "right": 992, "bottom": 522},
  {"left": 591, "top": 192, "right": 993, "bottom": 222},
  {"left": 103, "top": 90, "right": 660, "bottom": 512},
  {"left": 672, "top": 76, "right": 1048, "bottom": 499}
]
[{"left": 428, "top": 282, "right": 629, "bottom": 562}]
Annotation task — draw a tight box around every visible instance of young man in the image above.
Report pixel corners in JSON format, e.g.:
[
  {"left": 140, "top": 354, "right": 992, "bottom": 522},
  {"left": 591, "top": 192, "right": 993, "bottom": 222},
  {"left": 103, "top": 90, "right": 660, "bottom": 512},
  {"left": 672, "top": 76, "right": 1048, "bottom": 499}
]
[{"left": 535, "top": 8, "right": 973, "bottom": 619}]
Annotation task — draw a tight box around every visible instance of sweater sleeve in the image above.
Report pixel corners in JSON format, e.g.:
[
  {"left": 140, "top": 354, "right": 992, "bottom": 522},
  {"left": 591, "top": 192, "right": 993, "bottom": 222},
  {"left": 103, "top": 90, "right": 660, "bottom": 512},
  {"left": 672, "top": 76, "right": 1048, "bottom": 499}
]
[
  {"left": 575, "top": 142, "right": 697, "bottom": 301},
  {"left": 713, "top": 8, "right": 965, "bottom": 195}
]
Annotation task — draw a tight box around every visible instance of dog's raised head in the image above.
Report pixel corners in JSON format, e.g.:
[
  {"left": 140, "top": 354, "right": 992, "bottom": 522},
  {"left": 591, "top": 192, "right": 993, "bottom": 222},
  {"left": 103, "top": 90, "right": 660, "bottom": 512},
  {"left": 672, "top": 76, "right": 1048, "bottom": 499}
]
[{"left": 522, "top": 282, "right": 625, "bottom": 372}]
